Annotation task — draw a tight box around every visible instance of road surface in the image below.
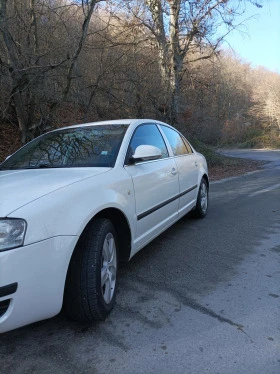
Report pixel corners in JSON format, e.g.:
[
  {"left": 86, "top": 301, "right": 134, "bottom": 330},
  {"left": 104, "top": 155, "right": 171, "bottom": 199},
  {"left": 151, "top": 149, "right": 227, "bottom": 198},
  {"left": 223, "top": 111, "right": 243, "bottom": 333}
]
[
  {"left": 219, "top": 149, "right": 280, "bottom": 167},
  {"left": 1, "top": 149, "right": 280, "bottom": 374}
]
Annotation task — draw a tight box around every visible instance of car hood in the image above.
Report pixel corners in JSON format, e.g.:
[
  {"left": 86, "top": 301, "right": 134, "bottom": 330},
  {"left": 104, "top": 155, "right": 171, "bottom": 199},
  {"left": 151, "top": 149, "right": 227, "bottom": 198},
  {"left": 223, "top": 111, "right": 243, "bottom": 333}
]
[{"left": 0, "top": 167, "right": 110, "bottom": 217}]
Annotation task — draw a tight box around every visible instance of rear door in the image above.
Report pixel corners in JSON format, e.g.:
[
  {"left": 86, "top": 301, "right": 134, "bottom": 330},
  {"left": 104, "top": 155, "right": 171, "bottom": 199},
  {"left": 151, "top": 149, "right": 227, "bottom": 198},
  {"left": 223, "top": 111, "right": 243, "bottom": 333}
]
[
  {"left": 159, "top": 125, "right": 199, "bottom": 218},
  {"left": 124, "top": 123, "right": 179, "bottom": 252}
]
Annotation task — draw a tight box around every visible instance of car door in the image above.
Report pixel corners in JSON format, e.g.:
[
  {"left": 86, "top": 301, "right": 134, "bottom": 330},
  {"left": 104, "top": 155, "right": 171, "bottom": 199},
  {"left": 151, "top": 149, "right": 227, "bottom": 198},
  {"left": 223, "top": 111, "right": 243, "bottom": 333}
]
[
  {"left": 159, "top": 125, "right": 199, "bottom": 218},
  {"left": 124, "top": 123, "right": 179, "bottom": 252}
]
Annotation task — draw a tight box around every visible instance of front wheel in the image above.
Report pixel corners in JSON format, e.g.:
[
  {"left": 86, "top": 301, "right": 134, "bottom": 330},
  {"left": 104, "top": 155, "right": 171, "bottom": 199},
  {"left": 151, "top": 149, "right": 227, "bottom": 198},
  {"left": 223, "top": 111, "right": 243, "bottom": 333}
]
[
  {"left": 192, "top": 178, "right": 208, "bottom": 218},
  {"left": 64, "top": 218, "right": 118, "bottom": 322}
]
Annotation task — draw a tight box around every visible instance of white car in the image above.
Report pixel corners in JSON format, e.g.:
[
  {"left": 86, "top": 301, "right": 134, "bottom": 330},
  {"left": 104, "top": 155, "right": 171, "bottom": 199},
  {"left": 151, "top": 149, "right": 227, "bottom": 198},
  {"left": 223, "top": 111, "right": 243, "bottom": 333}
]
[{"left": 0, "top": 119, "right": 208, "bottom": 333}]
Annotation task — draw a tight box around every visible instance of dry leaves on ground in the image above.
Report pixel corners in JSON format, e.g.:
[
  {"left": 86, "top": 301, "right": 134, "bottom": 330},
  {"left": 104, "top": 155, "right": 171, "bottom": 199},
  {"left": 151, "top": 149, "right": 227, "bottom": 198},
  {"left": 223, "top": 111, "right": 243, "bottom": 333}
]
[{"left": 209, "top": 159, "right": 265, "bottom": 181}]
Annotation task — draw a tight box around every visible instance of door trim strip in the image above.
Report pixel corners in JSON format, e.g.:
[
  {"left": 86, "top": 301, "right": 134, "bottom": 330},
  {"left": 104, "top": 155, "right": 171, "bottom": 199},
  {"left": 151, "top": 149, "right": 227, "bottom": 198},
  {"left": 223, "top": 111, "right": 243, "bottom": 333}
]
[{"left": 137, "top": 184, "right": 197, "bottom": 220}]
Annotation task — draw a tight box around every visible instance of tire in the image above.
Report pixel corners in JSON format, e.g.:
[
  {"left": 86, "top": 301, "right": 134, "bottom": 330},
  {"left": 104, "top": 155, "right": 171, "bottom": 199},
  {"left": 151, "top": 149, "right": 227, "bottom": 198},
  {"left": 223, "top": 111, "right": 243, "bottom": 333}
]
[
  {"left": 192, "top": 178, "right": 208, "bottom": 218},
  {"left": 63, "top": 218, "right": 118, "bottom": 322}
]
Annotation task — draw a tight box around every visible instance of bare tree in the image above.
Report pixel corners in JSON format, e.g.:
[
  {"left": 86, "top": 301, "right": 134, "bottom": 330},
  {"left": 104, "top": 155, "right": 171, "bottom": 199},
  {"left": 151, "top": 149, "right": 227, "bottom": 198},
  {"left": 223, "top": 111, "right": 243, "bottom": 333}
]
[
  {"left": 70, "top": 7, "right": 163, "bottom": 122},
  {"left": 251, "top": 68, "right": 280, "bottom": 136},
  {"left": 117, "top": 0, "right": 262, "bottom": 125},
  {"left": 0, "top": 0, "right": 101, "bottom": 142}
]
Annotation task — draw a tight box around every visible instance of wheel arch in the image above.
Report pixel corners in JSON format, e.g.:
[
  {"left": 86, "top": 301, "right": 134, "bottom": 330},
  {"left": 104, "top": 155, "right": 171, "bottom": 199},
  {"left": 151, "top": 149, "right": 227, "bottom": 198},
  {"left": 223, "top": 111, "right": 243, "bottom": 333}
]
[
  {"left": 202, "top": 173, "right": 209, "bottom": 188},
  {"left": 73, "top": 207, "right": 132, "bottom": 263},
  {"left": 94, "top": 208, "right": 132, "bottom": 262}
]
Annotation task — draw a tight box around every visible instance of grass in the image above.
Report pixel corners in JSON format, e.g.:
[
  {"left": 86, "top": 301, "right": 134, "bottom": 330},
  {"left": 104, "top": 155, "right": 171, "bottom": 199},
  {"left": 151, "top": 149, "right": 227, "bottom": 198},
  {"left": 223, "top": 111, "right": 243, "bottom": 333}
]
[
  {"left": 191, "top": 139, "right": 233, "bottom": 167},
  {"left": 237, "top": 135, "right": 280, "bottom": 149}
]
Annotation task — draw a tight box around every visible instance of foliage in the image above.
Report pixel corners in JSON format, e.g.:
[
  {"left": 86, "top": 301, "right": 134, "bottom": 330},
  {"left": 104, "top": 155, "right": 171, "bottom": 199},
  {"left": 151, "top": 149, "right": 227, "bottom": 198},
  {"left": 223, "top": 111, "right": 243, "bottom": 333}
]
[
  {"left": 190, "top": 138, "right": 225, "bottom": 167},
  {"left": 0, "top": 0, "right": 279, "bottom": 152}
]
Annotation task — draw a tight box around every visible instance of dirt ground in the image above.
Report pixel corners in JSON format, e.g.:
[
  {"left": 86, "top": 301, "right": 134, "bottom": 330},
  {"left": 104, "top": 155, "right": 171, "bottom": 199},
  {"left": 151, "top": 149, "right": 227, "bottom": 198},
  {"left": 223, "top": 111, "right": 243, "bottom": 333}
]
[{"left": 209, "top": 159, "right": 265, "bottom": 181}]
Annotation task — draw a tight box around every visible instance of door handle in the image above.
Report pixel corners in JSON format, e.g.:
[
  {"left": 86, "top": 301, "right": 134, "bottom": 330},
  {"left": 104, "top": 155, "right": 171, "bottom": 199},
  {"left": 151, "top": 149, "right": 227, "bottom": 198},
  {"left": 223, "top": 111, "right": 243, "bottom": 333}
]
[
  {"left": 171, "top": 168, "right": 177, "bottom": 175},
  {"left": 195, "top": 161, "right": 198, "bottom": 167}
]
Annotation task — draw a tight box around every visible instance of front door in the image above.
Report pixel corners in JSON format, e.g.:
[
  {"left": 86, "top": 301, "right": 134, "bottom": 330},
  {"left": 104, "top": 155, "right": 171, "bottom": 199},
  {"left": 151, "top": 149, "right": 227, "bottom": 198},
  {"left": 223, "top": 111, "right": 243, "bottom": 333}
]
[{"left": 124, "top": 123, "right": 179, "bottom": 253}]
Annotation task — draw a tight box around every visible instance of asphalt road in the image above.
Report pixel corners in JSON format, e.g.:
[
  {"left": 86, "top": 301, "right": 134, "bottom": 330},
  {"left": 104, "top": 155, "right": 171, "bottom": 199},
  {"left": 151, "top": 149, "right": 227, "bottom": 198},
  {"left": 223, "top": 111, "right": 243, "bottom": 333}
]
[
  {"left": 1, "top": 150, "right": 280, "bottom": 374},
  {"left": 219, "top": 149, "right": 280, "bottom": 167}
]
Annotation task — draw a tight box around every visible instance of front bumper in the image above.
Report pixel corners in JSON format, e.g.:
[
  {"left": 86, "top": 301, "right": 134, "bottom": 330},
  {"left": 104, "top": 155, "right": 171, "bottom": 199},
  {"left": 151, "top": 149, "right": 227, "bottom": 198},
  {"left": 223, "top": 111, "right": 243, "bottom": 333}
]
[{"left": 0, "top": 235, "right": 78, "bottom": 333}]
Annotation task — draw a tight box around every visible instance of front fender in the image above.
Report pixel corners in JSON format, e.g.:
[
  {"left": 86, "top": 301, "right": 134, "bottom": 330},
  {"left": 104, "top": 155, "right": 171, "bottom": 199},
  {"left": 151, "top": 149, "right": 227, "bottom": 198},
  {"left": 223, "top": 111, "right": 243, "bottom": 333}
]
[{"left": 8, "top": 168, "right": 135, "bottom": 246}]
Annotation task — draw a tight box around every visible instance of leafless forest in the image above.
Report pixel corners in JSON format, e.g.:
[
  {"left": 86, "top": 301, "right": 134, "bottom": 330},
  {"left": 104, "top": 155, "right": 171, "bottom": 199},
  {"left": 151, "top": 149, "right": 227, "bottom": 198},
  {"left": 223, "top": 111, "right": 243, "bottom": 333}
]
[{"left": 0, "top": 0, "right": 279, "bottom": 151}]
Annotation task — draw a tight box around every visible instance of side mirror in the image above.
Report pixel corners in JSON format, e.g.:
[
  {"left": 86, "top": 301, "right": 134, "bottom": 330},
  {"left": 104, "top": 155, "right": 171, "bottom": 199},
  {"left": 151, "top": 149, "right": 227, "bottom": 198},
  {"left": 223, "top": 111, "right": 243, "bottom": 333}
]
[{"left": 131, "top": 145, "right": 162, "bottom": 163}]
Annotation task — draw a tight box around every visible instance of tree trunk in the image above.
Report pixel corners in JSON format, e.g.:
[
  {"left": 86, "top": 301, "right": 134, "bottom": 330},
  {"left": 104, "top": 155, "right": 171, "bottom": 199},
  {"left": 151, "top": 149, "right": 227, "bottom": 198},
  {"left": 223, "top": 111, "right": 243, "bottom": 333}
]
[
  {"left": 168, "top": 0, "right": 182, "bottom": 124},
  {"left": 145, "top": 0, "right": 183, "bottom": 125},
  {"left": 145, "top": 0, "right": 169, "bottom": 85}
]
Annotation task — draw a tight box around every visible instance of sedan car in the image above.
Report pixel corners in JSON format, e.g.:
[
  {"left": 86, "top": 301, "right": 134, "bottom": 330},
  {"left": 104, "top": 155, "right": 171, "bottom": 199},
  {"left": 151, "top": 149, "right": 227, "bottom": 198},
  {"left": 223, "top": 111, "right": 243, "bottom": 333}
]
[{"left": 0, "top": 119, "right": 208, "bottom": 333}]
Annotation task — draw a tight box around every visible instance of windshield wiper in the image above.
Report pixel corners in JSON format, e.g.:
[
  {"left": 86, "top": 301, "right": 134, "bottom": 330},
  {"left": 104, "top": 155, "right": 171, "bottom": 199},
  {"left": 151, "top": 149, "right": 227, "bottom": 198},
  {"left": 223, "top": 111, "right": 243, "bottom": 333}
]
[{"left": 0, "top": 164, "right": 60, "bottom": 170}]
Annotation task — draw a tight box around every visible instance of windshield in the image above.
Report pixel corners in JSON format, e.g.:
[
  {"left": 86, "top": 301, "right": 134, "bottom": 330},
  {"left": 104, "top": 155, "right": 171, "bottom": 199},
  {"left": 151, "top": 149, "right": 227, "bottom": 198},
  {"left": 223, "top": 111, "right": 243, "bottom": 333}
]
[{"left": 0, "top": 125, "right": 128, "bottom": 170}]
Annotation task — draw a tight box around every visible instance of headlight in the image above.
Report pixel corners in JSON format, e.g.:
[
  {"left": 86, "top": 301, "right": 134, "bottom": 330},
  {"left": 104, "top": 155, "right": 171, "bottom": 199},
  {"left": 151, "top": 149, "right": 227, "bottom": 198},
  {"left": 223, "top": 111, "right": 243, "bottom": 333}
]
[{"left": 0, "top": 219, "right": 27, "bottom": 251}]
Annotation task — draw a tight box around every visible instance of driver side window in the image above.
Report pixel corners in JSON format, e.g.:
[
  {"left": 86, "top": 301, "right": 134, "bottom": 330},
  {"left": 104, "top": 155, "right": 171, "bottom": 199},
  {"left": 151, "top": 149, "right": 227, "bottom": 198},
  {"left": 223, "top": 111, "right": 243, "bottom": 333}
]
[{"left": 126, "top": 124, "right": 169, "bottom": 162}]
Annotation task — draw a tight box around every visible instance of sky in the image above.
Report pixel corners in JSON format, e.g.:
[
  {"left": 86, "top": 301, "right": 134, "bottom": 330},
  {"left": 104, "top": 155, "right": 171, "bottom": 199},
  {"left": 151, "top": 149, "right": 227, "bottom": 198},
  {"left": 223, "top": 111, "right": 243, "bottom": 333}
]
[{"left": 220, "top": 0, "right": 280, "bottom": 73}]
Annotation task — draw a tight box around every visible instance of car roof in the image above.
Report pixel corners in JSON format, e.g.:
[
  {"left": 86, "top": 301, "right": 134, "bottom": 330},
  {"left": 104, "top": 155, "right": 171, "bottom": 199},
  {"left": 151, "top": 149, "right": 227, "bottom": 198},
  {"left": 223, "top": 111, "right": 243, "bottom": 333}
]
[{"left": 53, "top": 119, "right": 173, "bottom": 132}]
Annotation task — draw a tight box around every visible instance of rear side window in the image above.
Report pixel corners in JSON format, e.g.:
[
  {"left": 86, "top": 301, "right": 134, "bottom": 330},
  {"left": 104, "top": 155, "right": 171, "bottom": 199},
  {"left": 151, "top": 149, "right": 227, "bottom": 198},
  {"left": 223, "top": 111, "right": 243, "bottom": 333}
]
[
  {"left": 182, "top": 138, "right": 193, "bottom": 154},
  {"left": 126, "top": 124, "right": 169, "bottom": 161},
  {"left": 160, "top": 126, "right": 191, "bottom": 156}
]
